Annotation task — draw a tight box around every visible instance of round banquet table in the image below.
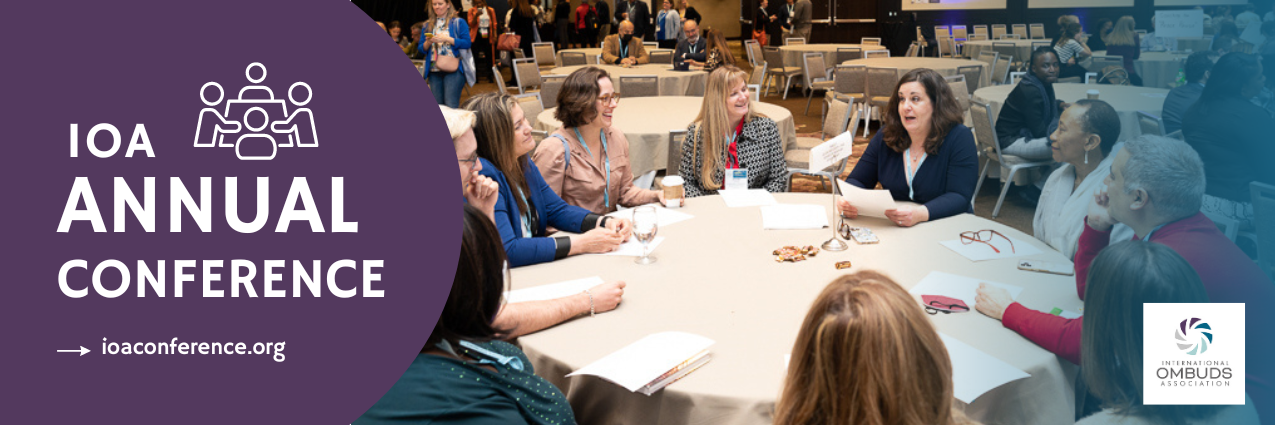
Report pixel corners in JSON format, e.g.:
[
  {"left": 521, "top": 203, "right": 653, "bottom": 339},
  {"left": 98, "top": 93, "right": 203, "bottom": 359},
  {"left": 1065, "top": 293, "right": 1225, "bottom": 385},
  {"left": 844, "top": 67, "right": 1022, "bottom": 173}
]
[
  {"left": 534, "top": 96, "right": 796, "bottom": 177},
  {"left": 512, "top": 193, "right": 1081, "bottom": 425},
  {"left": 556, "top": 47, "right": 604, "bottom": 65},
  {"left": 778, "top": 43, "right": 881, "bottom": 69},
  {"left": 963, "top": 39, "right": 1039, "bottom": 64},
  {"left": 549, "top": 64, "right": 708, "bottom": 96},
  {"left": 841, "top": 57, "right": 992, "bottom": 89},
  {"left": 973, "top": 83, "right": 1169, "bottom": 142},
  {"left": 1091, "top": 50, "right": 1187, "bottom": 89},
  {"left": 1176, "top": 37, "right": 1212, "bottom": 53}
]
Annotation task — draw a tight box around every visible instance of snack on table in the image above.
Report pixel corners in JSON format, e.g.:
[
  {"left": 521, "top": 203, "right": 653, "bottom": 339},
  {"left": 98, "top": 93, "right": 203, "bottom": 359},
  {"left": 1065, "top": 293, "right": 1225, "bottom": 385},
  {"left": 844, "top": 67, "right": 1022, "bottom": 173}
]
[
  {"left": 773, "top": 246, "right": 820, "bottom": 263},
  {"left": 834, "top": 261, "right": 852, "bottom": 270}
]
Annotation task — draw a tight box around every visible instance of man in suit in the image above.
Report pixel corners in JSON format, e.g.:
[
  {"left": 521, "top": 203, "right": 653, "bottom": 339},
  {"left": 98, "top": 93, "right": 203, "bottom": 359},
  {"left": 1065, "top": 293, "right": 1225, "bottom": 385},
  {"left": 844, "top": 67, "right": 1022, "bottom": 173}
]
[
  {"left": 1161, "top": 51, "right": 1216, "bottom": 134},
  {"left": 602, "top": 20, "right": 650, "bottom": 65},
  {"left": 615, "top": 0, "right": 650, "bottom": 40},
  {"left": 791, "top": 0, "right": 812, "bottom": 42},
  {"left": 673, "top": 19, "right": 706, "bottom": 67}
]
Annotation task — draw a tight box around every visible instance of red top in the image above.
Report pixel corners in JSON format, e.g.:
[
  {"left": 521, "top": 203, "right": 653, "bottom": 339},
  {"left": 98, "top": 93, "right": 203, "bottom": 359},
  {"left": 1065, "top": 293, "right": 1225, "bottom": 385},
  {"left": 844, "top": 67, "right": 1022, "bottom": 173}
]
[
  {"left": 726, "top": 118, "right": 745, "bottom": 169},
  {"left": 575, "top": 4, "right": 594, "bottom": 30},
  {"left": 1001, "top": 213, "right": 1275, "bottom": 420}
]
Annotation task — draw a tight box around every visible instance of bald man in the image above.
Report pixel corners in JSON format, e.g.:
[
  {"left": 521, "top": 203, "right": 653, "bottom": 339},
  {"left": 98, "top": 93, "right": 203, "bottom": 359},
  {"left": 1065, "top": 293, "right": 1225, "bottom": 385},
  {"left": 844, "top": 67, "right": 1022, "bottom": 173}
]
[
  {"left": 602, "top": 21, "right": 650, "bottom": 65},
  {"left": 673, "top": 19, "right": 706, "bottom": 66}
]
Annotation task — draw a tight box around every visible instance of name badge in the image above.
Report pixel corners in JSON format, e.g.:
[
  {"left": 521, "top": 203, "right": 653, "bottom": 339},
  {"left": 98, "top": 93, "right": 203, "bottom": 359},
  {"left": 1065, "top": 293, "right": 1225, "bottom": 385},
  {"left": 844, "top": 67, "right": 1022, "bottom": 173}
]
[{"left": 725, "top": 168, "right": 749, "bottom": 191}]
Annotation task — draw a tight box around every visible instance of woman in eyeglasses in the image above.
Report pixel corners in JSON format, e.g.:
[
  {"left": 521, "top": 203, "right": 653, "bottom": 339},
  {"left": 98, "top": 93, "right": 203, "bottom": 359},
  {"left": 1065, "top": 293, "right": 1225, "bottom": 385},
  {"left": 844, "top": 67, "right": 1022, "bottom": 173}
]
[{"left": 532, "top": 66, "right": 663, "bottom": 214}]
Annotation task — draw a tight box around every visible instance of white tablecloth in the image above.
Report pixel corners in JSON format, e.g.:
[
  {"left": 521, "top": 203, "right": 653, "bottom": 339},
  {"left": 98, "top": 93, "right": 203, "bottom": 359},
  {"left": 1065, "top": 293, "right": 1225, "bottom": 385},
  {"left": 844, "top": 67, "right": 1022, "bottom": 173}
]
[
  {"left": 1091, "top": 50, "right": 1187, "bottom": 89},
  {"left": 973, "top": 83, "right": 1170, "bottom": 142},
  {"left": 1176, "top": 37, "right": 1212, "bottom": 53},
  {"left": 513, "top": 193, "right": 1081, "bottom": 425},
  {"left": 549, "top": 64, "right": 709, "bottom": 96},
  {"left": 556, "top": 47, "right": 604, "bottom": 65},
  {"left": 534, "top": 96, "right": 796, "bottom": 177},
  {"left": 779, "top": 43, "right": 882, "bottom": 70},
  {"left": 841, "top": 57, "right": 993, "bottom": 89}
]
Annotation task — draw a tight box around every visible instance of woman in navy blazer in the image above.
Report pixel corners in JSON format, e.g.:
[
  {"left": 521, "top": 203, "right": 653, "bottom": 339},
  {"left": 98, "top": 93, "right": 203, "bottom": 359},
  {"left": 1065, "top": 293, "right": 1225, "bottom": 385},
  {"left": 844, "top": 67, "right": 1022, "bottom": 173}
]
[
  {"left": 839, "top": 68, "right": 978, "bottom": 226},
  {"left": 464, "top": 92, "right": 632, "bottom": 267}
]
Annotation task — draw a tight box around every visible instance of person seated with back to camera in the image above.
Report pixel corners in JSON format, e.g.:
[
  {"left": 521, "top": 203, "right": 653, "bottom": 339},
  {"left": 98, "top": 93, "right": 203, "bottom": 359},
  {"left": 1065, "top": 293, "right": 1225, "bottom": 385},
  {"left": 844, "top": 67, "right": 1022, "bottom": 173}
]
[
  {"left": 836, "top": 68, "right": 978, "bottom": 227},
  {"left": 995, "top": 47, "right": 1064, "bottom": 165},
  {"left": 464, "top": 92, "right": 634, "bottom": 268},
  {"left": 601, "top": 20, "right": 649, "bottom": 65},
  {"left": 532, "top": 66, "right": 664, "bottom": 214},
  {"left": 356, "top": 205, "right": 583, "bottom": 425},
  {"left": 1160, "top": 51, "right": 1217, "bottom": 135},
  {"left": 679, "top": 65, "right": 789, "bottom": 197},
  {"left": 774, "top": 271, "right": 980, "bottom": 425},
  {"left": 1072, "top": 240, "right": 1260, "bottom": 425},
  {"left": 1032, "top": 99, "right": 1133, "bottom": 259},
  {"left": 974, "top": 136, "right": 1275, "bottom": 422}
]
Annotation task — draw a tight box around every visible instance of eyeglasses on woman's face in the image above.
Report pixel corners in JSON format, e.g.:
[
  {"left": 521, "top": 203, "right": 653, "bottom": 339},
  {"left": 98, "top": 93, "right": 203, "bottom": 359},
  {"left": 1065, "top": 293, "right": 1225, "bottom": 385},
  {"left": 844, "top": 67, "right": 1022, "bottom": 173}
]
[{"left": 597, "top": 92, "right": 622, "bottom": 105}]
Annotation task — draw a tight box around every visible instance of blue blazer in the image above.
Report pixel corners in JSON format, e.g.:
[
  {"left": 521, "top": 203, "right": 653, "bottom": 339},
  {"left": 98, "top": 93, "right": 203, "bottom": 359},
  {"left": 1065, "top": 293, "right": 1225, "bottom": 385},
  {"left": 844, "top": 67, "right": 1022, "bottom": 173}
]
[
  {"left": 479, "top": 158, "right": 594, "bottom": 267},
  {"left": 845, "top": 124, "right": 978, "bottom": 220}
]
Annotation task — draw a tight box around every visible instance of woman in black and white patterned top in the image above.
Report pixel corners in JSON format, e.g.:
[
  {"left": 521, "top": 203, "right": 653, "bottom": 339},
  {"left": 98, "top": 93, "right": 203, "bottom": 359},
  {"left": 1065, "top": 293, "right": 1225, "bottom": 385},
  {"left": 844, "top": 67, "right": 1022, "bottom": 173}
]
[{"left": 679, "top": 65, "right": 788, "bottom": 197}]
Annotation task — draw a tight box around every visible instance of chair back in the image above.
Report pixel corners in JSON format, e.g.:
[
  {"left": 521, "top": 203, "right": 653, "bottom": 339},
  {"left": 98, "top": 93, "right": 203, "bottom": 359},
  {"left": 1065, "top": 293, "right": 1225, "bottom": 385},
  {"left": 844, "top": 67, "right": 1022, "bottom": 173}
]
[
  {"left": 836, "top": 47, "right": 862, "bottom": 63},
  {"left": 1011, "top": 24, "right": 1028, "bottom": 38},
  {"left": 532, "top": 42, "right": 556, "bottom": 67},
  {"left": 1137, "top": 111, "right": 1165, "bottom": 136},
  {"left": 1251, "top": 182, "right": 1275, "bottom": 279},
  {"left": 936, "top": 35, "right": 951, "bottom": 57},
  {"left": 802, "top": 53, "right": 829, "bottom": 85},
  {"left": 944, "top": 37, "right": 959, "bottom": 58},
  {"left": 643, "top": 41, "right": 658, "bottom": 50},
  {"left": 952, "top": 25, "right": 968, "bottom": 40},
  {"left": 905, "top": 42, "right": 920, "bottom": 57},
  {"left": 1090, "top": 55, "right": 1123, "bottom": 71},
  {"left": 973, "top": 25, "right": 989, "bottom": 37},
  {"left": 493, "top": 65, "right": 511, "bottom": 93},
  {"left": 975, "top": 51, "right": 999, "bottom": 76},
  {"left": 785, "top": 37, "right": 805, "bottom": 46},
  {"left": 865, "top": 67, "right": 898, "bottom": 101},
  {"left": 540, "top": 75, "right": 566, "bottom": 109},
  {"left": 956, "top": 65, "right": 983, "bottom": 93},
  {"left": 967, "top": 33, "right": 988, "bottom": 42},
  {"left": 991, "top": 24, "right": 1006, "bottom": 40},
  {"left": 667, "top": 129, "right": 688, "bottom": 176},
  {"left": 1031, "top": 41, "right": 1051, "bottom": 51},
  {"left": 619, "top": 75, "right": 659, "bottom": 97},
  {"left": 560, "top": 51, "right": 587, "bottom": 66},
  {"left": 747, "top": 84, "right": 761, "bottom": 101},
  {"left": 513, "top": 92, "right": 544, "bottom": 128},
  {"left": 649, "top": 49, "right": 674, "bottom": 64},
  {"left": 762, "top": 46, "right": 785, "bottom": 71},
  {"left": 969, "top": 99, "right": 1004, "bottom": 160},
  {"left": 512, "top": 58, "right": 542, "bottom": 94},
  {"left": 750, "top": 65, "right": 766, "bottom": 85},
  {"left": 861, "top": 37, "right": 882, "bottom": 45},
  {"left": 744, "top": 39, "right": 762, "bottom": 67},
  {"left": 1009, "top": 71, "right": 1026, "bottom": 85},
  {"left": 865, "top": 49, "right": 889, "bottom": 58},
  {"left": 833, "top": 64, "right": 866, "bottom": 96},
  {"left": 823, "top": 92, "right": 855, "bottom": 139},
  {"left": 935, "top": 26, "right": 951, "bottom": 39},
  {"left": 1029, "top": 23, "right": 1046, "bottom": 39},
  {"left": 994, "top": 54, "right": 1013, "bottom": 84},
  {"left": 1000, "top": 33, "right": 1022, "bottom": 40},
  {"left": 945, "top": 76, "right": 970, "bottom": 111}
]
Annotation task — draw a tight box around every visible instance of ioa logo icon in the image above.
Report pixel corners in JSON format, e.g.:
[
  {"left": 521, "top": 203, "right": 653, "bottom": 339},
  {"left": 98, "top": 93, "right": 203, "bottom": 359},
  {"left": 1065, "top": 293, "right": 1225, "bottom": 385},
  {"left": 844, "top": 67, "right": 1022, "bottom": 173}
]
[{"left": 1143, "top": 304, "right": 1245, "bottom": 405}]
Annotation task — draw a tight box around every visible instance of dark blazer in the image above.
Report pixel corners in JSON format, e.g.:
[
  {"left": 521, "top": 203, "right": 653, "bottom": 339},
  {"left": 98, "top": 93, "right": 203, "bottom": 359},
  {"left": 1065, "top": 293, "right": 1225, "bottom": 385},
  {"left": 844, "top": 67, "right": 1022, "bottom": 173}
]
[
  {"left": 673, "top": 36, "right": 707, "bottom": 65},
  {"left": 845, "top": 124, "right": 979, "bottom": 220},
  {"left": 679, "top": 116, "right": 789, "bottom": 197},
  {"left": 1182, "top": 95, "right": 1275, "bottom": 204},
  {"left": 615, "top": 0, "right": 650, "bottom": 38},
  {"left": 995, "top": 73, "right": 1058, "bottom": 147},
  {"left": 1161, "top": 82, "right": 1203, "bottom": 135},
  {"left": 479, "top": 158, "right": 602, "bottom": 267}
]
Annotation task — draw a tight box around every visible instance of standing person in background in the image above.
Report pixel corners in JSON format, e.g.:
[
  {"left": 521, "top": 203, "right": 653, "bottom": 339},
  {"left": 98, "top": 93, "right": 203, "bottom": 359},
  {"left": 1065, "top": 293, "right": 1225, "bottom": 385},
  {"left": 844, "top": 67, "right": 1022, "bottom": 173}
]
[
  {"left": 553, "top": 0, "right": 573, "bottom": 49},
  {"left": 1104, "top": 16, "right": 1142, "bottom": 86},
  {"left": 468, "top": 0, "right": 498, "bottom": 84},
  {"left": 655, "top": 0, "right": 682, "bottom": 50},
  {"left": 506, "top": 0, "right": 541, "bottom": 85},
  {"left": 595, "top": 0, "right": 611, "bottom": 43},
  {"left": 790, "top": 0, "right": 811, "bottom": 43},
  {"left": 616, "top": 0, "right": 650, "bottom": 41},
  {"left": 421, "top": 0, "right": 476, "bottom": 108},
  {"left": 753, "top": 0, "right": 771, "bottom": 46},
  {"left": 575, "top": 0, "right": 599, "bottom": 48},
  {"left": 677, "top": 0, "right": 701, "bottom": 25}
]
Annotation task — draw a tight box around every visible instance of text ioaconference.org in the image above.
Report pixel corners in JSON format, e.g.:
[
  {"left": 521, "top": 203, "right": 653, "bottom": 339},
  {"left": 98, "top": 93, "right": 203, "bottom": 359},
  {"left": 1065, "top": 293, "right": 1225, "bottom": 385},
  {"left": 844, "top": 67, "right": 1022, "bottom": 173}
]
[{"left": 101, "top": 337, "right": 286, "bottom": 362}]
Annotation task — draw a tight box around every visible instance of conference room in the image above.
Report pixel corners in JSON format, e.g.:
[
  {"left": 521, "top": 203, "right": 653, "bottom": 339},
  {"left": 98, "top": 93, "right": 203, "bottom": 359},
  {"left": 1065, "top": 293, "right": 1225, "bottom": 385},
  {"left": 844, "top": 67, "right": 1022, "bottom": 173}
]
[{"left": 356, "top": 0, "right": 1274, "bottom": 423}]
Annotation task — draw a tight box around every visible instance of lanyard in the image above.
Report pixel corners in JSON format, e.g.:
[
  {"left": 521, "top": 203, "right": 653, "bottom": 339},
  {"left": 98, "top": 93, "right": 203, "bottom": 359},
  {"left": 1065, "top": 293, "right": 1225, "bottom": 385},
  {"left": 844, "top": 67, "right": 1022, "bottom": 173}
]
[
  {"left": 1142, "top": 223, "right": 1168, "bottom": 241},
  {"left": 573, "top": 127, "right": 611, "bottom": 209},
  {"left": 688, "top": 39, "right": 697, "bottom": 54},
  {"left": 904, "top": 148, "right": 927, "bottom": 201},
  {"left": 725, "top": 118, "right": 745, "bottom": 169},
  {"left": 620, "top": 42, "right": 628, "bottom": 59},
  {"left": 435, "top": 340, "right": 526, "bottom": 372}
]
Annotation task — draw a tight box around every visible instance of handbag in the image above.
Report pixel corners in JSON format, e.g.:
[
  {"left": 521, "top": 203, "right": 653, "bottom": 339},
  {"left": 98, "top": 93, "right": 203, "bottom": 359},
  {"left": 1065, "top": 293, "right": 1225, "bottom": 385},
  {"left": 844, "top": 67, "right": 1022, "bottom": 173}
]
[
  {"left": 497, "top": 32, "right": 521, "bottom": 51},
  {"left": 752, "top": 29, "right": 767, "bottom": 47},
  {"left": 433, "top": 47, "right": 460, "bottom": 72}
]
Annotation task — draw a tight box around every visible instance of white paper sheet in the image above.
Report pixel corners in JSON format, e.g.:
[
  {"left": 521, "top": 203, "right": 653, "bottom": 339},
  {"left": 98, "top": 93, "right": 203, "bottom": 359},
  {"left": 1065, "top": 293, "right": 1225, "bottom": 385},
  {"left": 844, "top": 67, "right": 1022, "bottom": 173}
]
[
  {"left": 719, "top": 189, "right": 778, "bottom": 208},
  {"left": 808, "top": 131, "right": 856, "bottom": 173},
  {"left": 568, "top": 331, "right": 715, "bottom": 392},
  {"left": 606, "top": 204, "right": 694, "bottom": 228},
  {"left": 760, "top": 204, "right": 829, "bottom": 230},
  {"left": 835, "top": 180, "right": 897, "bottom": 218},
  {"left": 599, "top": 236, "right": 665, "bottom": 256},
  {"left": 938, "top": 237, "right": 1043, "bottom": 261},
  {"left": 908, "top": 271, "right": 1024, "bottom": 307},
  {"left": 939, "top": 333, "right": 1031, "bottom": 403},
  {"left": 505, "top": 276, "right": 603, "bottom": 303}
]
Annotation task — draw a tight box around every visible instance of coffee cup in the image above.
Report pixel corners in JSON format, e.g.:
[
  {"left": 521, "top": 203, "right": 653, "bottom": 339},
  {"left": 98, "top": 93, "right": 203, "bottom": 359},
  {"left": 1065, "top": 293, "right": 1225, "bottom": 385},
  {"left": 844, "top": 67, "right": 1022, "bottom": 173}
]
[
  {"left": 663, "top": 176, "right": 685, "bottom": 208},
  {"left": 1086, "top": 89, "right": 1099, "bottom": 100}
]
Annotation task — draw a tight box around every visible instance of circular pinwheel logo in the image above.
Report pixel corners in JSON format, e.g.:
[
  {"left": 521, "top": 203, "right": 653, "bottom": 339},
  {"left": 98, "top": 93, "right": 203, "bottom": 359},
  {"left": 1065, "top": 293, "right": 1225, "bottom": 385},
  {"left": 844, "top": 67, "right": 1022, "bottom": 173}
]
[{"left": 1175, "top": 317, "right": 1213, "bottom": 355}]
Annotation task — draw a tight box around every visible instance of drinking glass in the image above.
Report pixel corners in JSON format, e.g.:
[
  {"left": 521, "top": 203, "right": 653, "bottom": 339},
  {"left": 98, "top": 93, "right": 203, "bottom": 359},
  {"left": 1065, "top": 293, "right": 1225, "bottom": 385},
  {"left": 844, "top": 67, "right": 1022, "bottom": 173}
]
[{"left": 633, "top": 206, "right": 658, "bottom": 264}]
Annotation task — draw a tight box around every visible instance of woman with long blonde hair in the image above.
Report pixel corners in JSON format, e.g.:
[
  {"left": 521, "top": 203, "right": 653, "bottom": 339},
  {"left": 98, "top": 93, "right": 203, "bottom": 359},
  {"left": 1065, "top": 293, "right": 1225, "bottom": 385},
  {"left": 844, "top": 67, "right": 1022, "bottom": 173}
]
[
  {"left": 775, "top": 271, "right": 977, "bottom": 425},
  {"left": 1103, "top": 16, "right": 1143, "bottom": 85},
  {"left": 421, "top": 0, "right": 475, "bottom": 107},
  {"left": 678, "top": 65, "right": 788, "bottom": 197}
]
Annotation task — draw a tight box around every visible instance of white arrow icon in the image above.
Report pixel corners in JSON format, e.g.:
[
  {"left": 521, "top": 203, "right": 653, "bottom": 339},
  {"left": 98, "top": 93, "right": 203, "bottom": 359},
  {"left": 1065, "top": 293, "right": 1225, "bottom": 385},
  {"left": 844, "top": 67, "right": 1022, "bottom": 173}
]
[{"left": 57, "top": 346, "right": 90, "bottom": 356}]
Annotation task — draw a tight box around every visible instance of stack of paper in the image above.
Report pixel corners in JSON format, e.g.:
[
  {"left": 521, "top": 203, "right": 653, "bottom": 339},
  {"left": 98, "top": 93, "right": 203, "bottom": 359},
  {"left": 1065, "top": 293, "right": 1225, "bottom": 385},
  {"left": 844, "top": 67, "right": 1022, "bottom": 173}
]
[
  {"left": 606, "top": 204, "right": 694, "bottom": 228},
  {"left": 568, "top": 331, "right": 714, "bottom": 396},
  {"left": 760, "top": 204, "right": 829, "bottom": 229},
  {"left": 835, "top": 180, "right": 897, "bottom": 218},
  {"left": 719, "top": 189, "right": 778, "bottom": 207},
  {"left": 939, "top": 333, "right": 1031, "bottom": 403},
  {"left": 505, "top": 276, "right": 603, "bottom": 303}
]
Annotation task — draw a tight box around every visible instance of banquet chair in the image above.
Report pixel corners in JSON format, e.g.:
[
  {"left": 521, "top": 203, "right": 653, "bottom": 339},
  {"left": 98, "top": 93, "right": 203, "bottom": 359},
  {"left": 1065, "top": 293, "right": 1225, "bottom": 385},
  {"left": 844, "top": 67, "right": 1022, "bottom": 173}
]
[
  {"left": 915, "top": 27, "right": 928, "bottom": 54},
  {"left": 970, "top": 99, "right": 1053, "bottom": 217},
  {"left": 747, "top": 84, "right": 761, "bottom": 101},
  {"left": 762, "top": 46, "right": 802, "bottom": 99},
  {"left": 619, "top": 75, "right": 659, "bottom": 98},
  {"left": 935, "top": 26, "right": 951, "bottom": 40},
  {"left": 943, "top": 37, "right": 960, "bottom": 58},
  {"left": 1137, "top": 111, "right": 1166, "bottom": 136},
  {"left": 836, "top": 47, "right": 863, "bottom": 63},
  {"left": 972, "top": 25, "right": 989, "bottom": 38},
  {"left": 559, "top": 51, "right": 588, "bottom": 66},
  {"left": 944, "top": 75, "right": 970, "bottom": 111},
  {"left": 905, "top": 42, "right": 921, "bottom": 57},
  {"left": 1009, "top": 71, "right": 1025, "bottom": 85},
  {"left": 649, "top": 49, "right": 674, "bottom": 65},
  {"left": 666, "top": 129, "right": 687, "bottom": 176},
  {"left": 994, "top": 54, "right": 1016, "bottom": 85},
  {"left": 1029, "top": 23, "right": 1046, "bottom": 39},
  {"left": 802, "top": 53, "right": 836, "bottom": 115},
  {"left": 991, "top": 24, "right": 1006, "bottom": 40},
  {"left": 952, "top": 25, "right": 968, "bottom": 41},
  {"left": 512, "top": 58, "right": 543, "bottom": 94},
  {"left": 865, "top": 50, "right": 890, "bottom": 58},
  {"left": 540, "top": 75, "right": 566, "bottom": 109},
  {"left": 750, "top": 64, "right": 767, "bottom": 86},
  {"left": 830, "top": 65, "right": 868, "bottom": 136},
  {"left": 975, "top": 51, "right": 999, "bottom": 78},
  {"left": 532, "top": 42, "right": 557, "bottom": 69},
  {"left": 936, "top": 36, "right": 953, "bottom": 58},
  {"left": 745, "top": 39, "right": 764, "bottom": 68},
  {"left": 596, "top": 53, "right": 603, "bottom": 64},
  {"left": 967, "top": 33, "right": 988, "bottom": 42},
  {"left": 862, "top": 37, "right": 882, "bottom": 45},
  {"left": 1251, "top": 182, "right": 1275, "bottom": 280},
  {"left": 1011, "top": 24, "right": 1028, "bottom": 39},
  {"left": 787, "top": 92, "right": 857, "bottom": 174},
  {"left": 865, "top": 67, "right": 897, "bottom": 131},
  {"left": 1031, "top": 41, "right": 1051, "bottom": 51},
  {"left": 1000, "top": 33, "right": 1022, "bottom": 40},
  {"left": 785, "top": 38, "right": 805, "bottom": 46},
  {"left": 957, "top": 65, "right": 983, "bottom": 93},
  {"left": 513, "top": 92, "right": 545, "bottom": 130},
  {"left": 493, "top": 66, "right": 514, "bottom": 94},
  {"left": 643, "top": 41, "right": 658, "bottom": 50}
]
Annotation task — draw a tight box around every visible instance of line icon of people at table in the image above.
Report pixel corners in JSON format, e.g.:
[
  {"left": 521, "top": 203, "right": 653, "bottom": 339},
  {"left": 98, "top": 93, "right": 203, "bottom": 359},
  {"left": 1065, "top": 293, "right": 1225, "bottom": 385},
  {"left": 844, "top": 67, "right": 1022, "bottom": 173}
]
[{"left": 193, "top": 62, "right": 318, "bottom": 160}]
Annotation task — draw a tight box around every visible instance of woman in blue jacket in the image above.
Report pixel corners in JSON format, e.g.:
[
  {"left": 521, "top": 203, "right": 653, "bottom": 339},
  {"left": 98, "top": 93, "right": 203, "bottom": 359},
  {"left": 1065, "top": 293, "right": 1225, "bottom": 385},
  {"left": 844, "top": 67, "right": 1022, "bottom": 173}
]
[
  {"left": 422, "top": 0, "right": 476, "bottom": 108},
  {"left": 837, "top": 68, "right": 978, "bottom": 227},
  {"left": 463, "top": 92, "right": 631, "bottom": 267}
]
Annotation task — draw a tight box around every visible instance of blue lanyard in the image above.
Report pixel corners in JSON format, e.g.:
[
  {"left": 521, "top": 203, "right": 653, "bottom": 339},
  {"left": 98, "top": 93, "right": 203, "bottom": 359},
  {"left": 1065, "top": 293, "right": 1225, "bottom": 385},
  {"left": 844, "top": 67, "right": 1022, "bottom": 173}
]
[
  {"left": 1143, "top": 223, "right": 1168, "bottom": 241},
  {"left": 904, "top": 148, "right": 927, "bottom": 200},
  {"left": 574, "top": 127, "right": 611, "bottom": 209},
  {"left": 435, "top": 340, "right": 526, "bottom": 372},
  {"left": 620, "top": 43, "right": 628, "bottom": 59}
]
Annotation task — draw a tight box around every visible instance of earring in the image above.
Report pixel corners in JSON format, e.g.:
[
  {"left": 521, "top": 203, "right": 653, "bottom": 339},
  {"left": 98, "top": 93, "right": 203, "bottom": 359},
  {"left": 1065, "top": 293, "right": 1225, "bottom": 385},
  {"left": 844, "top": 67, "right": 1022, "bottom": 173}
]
[{"left": 1084, "top": 149, "right": 1089, "bottom": 165}]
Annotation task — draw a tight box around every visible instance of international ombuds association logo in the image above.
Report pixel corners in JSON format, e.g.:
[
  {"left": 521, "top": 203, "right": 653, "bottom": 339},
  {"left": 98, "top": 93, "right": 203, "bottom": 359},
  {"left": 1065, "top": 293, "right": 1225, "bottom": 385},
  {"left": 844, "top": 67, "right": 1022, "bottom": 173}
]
[{"left": 1175, "top": 317, "right": 1213, "bottom": 355}]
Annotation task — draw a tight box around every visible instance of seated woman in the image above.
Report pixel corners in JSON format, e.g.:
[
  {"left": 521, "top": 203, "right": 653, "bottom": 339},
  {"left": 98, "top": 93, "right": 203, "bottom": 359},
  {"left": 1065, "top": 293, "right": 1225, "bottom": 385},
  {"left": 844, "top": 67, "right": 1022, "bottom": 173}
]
[
  {"left": 444, "top": 106, "right": 499, "bottom": 221},
  {"left": 1104, "top": 16, "right": 1143, "bottom": 86},
  {"left": 686, "top": 28, "right": 736, "bottom": 73},
  {"left": 837, "top": 68, "right": 978, "bottom": 227},
  {"left": 356, "top": 205, "right": 581, "bottom": 424},
  {"left": 532, "top": 66, "right": 663, "bottom": 214},
  {"left": 1033, "top": 100, "right": 1132, "bottom": 259},
  {"left": 774, "top": 271, "right": 977, "bottom": 425},
  {"left": 464, "top": 92, "right": 632, "bottom": 267},
  {"left": 1076, "top": 240, "right": 1260, "bottom": 424},
  {"left": 679, "top": 65, "right": 789, "bottom": 197},
  {"left": 1053, "top": 22, "right": 1092, "bottom": 80}
]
